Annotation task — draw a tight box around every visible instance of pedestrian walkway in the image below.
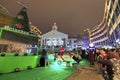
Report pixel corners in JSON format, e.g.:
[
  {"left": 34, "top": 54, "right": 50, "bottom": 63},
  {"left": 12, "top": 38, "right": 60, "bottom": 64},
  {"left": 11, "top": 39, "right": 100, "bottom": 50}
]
[{"left": 66, "top": 65, "right": 104, "bottom": 80}]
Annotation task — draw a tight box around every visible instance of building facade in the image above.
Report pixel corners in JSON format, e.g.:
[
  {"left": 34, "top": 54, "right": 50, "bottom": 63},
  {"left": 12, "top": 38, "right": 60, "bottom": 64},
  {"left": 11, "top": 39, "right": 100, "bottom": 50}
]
[
  {"left": 41, "top": 22, "right": 68, "bottom": 52},
  {"left": 88, "top": 0, "right": 120, "bottom": 48}
]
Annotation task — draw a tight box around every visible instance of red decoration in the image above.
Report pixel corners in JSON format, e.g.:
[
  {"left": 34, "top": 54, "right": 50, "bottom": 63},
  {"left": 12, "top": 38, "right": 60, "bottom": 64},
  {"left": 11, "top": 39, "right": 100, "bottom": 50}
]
[
  {"left": 59, "top": 47, "right": 66, "bottom": 61},
  {"left": 16, "top": 23, "right": 22, "bottom": 29},
  {"left": 60, "top": 47, "right": 65, "bottom": 53}
]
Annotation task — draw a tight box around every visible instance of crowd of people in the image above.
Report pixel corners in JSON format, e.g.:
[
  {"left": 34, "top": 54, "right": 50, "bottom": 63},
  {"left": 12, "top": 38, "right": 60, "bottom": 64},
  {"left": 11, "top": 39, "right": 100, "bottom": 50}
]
[
  {"left": 40, "top": 47, "right": 120, "bottom": 80},
  {"left": 84, "top": 48, "right": 120, "bottom": 80},
  {"left": 96, "top": 48, "right": 120, "bottom": 80}
]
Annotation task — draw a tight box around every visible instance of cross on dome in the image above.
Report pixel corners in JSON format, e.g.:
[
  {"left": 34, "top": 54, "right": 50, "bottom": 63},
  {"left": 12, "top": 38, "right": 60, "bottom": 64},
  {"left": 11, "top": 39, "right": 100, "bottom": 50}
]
[{"left": 52, "top": 22, "right": 58, "bottom": 30}]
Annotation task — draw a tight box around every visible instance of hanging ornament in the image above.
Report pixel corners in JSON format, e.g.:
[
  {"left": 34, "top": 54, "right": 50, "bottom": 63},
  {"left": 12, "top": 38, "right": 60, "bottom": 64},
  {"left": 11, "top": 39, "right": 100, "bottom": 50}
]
[
  {"left": 16, "top": 23, "right": 22, "bottom": 29},
  {"left": 23, "top": 8, "right": 26, "bottom": 12},
  {"left": 17, "top": 15, "right": 24, "bottom": 20}
]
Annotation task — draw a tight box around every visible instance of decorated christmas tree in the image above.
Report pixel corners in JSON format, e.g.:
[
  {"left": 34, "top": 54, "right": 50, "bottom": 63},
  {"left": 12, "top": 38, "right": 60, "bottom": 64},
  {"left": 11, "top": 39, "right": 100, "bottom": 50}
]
[{"left": 10, "top": 3, "right": 30, "bottom": 32}]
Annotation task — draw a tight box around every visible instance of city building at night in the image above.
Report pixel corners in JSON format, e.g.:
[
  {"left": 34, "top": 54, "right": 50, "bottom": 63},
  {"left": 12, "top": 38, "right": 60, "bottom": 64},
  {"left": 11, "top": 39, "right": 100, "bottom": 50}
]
[
  {"left": 67, "top": 37, "right": 77, "bottom": 51},
  {"left": 86, "top": 0, "right": 120, "bottom": 48},
  {"left": 67, "top": 36, "right": 84, "bottom": 50},
  {"left": 84, "top": 29, "right": 91, "bottom": 49},
  {"left": 41, "top": 22, "right": 68, "bottom": 52}
]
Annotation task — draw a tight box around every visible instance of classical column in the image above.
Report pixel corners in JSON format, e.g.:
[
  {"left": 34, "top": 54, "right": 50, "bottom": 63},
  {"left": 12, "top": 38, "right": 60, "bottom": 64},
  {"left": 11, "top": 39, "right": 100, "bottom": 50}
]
[{"left": 65, "top": 38, "right": 68, "bottom": 47}]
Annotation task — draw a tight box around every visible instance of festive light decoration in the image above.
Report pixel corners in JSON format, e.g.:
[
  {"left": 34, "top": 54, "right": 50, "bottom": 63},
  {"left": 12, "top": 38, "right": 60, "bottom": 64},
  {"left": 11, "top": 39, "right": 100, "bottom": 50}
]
[
  {"left": 16, "top": 23, "right": 22, "bottom": 29},
  {"left": 10, "top": 6, "right": 30, "bottom": 32},
  {"left": 30, "top": 25, "right": 41, "bottom": 35},
  {"left": 46, "top": 38, "right": 63, "bottom": 46}
]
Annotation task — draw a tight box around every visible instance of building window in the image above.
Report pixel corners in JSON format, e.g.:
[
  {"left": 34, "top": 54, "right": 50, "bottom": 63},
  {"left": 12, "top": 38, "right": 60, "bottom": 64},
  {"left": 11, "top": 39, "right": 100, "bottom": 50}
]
[
  {"left": 112, "top": 14, "right": 115, "bottom": 24},
  {"left": 115, "top": 5, "right": 120, "bottom": 18},
  {"left": 109, "top": 3, "right": 112, "bottom": 14},
  {"left": 111, "top": 33, "right": 115, "bottom": 41},
  {"left": 107, "top": 14, "right": 110, "bottom": 23},
  {"left": 109, "top": 22, "right": 112, "bottom": 29},
  {"left": 115, "top": 27, "right": 118, "bottom": 39},
  {"left": 107, "top": 0, "right": 109, "bottom": 5},
  {"left": 118, "top": 0, "right": 120, "bottom": 6},
  {"left": 118, "top": 24, "right": 120, "bottom": 38},
  {"left": 111, "top": 0, "right": 115, "bottom": 4}
]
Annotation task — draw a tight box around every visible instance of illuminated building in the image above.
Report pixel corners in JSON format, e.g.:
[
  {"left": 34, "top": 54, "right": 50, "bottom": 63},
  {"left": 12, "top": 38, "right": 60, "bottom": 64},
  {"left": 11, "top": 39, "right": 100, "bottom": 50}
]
[
  {"left": 67, "top": 36, "right": 77, "bottom": 51},
  {"left": 41, "top": 22, "right": 68, "bottom": 51},
  {"left": 87, "top": 0, "right": 120, "bottom": 48},
  {"left": 84, "top": 29, "right": 91, "bottom": 49}
]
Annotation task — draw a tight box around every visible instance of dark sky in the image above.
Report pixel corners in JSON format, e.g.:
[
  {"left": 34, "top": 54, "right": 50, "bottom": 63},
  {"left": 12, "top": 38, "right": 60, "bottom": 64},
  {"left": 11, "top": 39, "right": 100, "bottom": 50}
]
[{"left": 1, "top": 0, "right": 105, "bottom": 36}]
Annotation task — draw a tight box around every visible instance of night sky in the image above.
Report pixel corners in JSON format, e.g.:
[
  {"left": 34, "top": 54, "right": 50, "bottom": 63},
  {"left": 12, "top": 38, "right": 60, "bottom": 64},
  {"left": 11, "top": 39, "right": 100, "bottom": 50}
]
[{"left": 1, "top": 0, "right": 105, "bottom": 36}]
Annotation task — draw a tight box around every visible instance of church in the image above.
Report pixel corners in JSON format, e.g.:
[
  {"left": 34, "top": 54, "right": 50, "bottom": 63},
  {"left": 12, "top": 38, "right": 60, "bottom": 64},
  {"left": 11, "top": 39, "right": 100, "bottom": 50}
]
[{"left": 41, "top": 22, "right": 68, "bottom": 52}]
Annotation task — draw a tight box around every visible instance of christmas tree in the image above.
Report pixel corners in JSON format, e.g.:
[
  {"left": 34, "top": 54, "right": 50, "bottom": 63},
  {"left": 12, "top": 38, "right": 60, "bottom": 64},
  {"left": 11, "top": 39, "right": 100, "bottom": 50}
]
[{"left": 10, "top": 6, "right": 30, "bottom": 32}]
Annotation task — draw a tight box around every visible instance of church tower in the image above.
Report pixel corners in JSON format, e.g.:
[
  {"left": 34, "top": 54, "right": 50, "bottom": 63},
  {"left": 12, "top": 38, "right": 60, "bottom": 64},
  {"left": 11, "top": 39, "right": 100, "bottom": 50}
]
[{"left": 52, "top": 22, "right": 58, "bottom": 30}]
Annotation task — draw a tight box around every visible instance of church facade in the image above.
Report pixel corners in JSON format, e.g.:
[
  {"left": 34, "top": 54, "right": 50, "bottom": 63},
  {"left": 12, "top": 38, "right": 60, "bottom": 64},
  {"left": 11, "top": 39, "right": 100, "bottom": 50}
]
[{"left": 41, "top": 22, "right": 68, "bottom": 52}]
